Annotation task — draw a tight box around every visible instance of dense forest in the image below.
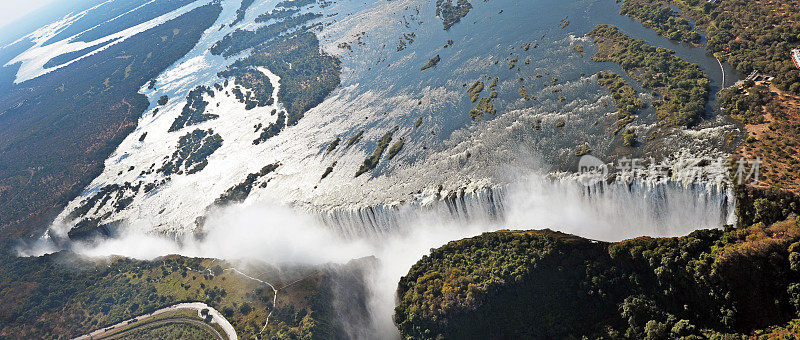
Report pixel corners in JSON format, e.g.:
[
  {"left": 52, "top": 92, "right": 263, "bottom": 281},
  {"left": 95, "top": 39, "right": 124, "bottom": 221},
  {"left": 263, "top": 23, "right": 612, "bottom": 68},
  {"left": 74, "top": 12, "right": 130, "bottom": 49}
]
[
  {"left": 621, "top": 0, "right": 800, "bottom": 95},
  {"left": 224, "top": 29, "right": 341, "bottom": 127},
  {"left": 169, "top": 86, "right": 219, "bottom": 132},
  {"left": 159, "top": 129, "right": 224, "bottom": 176},
  {"left": 619, "top": 0, "right": 700, "bottom": 44},
  {"left": 396, "top": 215, "right": 800, "bottom": 339},
  {"left": 589, "top": 25, "right": 709, "bottom": 127}
]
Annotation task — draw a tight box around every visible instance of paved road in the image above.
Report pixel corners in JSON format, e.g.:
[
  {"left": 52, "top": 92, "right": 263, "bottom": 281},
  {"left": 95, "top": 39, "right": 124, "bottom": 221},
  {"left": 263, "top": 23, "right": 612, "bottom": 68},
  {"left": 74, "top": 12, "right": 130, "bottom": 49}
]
[
  {"left": 102, "top": 317, "right": 223, "bottom": 340},
  {"left": 73, "top": 302, "right": 237, "bottom": 340}
]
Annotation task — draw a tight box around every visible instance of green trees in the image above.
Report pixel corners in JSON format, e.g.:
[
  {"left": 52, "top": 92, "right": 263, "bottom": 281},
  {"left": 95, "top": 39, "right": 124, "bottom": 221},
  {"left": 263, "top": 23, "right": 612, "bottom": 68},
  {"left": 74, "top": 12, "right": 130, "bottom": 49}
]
[
  {"left": 436, "top": 0, "right": 473, "bottom": 30},
  {"left": 214, "top": 163, "right": 280, "bottom": 206},
  {"left": 620, "top": 0, "right": 701, "bottom": 44},
  {"left": 420, "top": 55, "right": 441, "bottom": 70},
  {"left": 159, "top": 129, "right": 223, "bottom": 176},
  {"left": 589, "top": 25, "right": 709, "bottom": 127},
  {"left": 633, "top": 0, "right": 800, "bottom": 95},
  {"left": 355, "top": 128, "right": 397, "bottom": 177},
  {"left": 169, "top": 86, "right": 217, "bottom": 132},
  {"left": 396, "top": 218, "right": 800, "bottom": 339},
  {"left": 597, "top": 71, "right": 645, "bottom": 134}
]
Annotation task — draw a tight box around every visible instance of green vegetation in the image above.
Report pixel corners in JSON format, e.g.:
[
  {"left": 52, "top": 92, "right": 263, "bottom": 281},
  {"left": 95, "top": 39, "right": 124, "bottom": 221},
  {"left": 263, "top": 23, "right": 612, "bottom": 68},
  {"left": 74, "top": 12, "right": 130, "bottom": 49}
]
[
  {"left": 466, "top": 80, "right": 484, "bottom": 102},
  {"left": 532, "top": 119, "right": 542, "bottom": 130},
  {"left": 573, "top": 44, "right": 584, "bottom": 56},
  {"left": 218, "top": 68, "right": 274, "bottom": 110},
  {"left": 67, "top": 181, "right": 141, "bottom": 222},
  {"left": 0, "top": 252, "right": 372, "bottom": 339},
  {"left": 469, "top": 97, "right": 495, "bottom": 120},
  {"left": 222, "top": 30, "right": 341, "bottom": 127},
  {"left": 597, "top": 71, "right": 645, "bottom": 134},
  {"left": 95, "top": 309, "right": 223, "bottom": 340},
  {"left": 588, "top": 25, "right": 709, "bottom": 127},
  {"left": 518, "top": 85, "right": 530, "bottom": 100},
  {"left": 209, "top": 13, "right": 321, "bottom": 57},
  {"left": 255, "top": 8, "right": 300, "bottom": 23},
  {"left": 386, "top": 138, "right": 405, "bottom": 160},
  {"left": 325, "top": 137, "right": 340, "bottom": 154},
  {"left": 719, "top": 85, "right": 800, "bottom": 191},
  {"left": 0, "top": 3, "right": 222, "bottom": 248},
  {"left": 215, "top": 163, "right": 279, "bottom": 206},
  {"left": 625, "top": 0, "right": 800, "bottom": 95},
  {"left": 169, "top": 86, "right": 217, "bottom": 132},
  {"left": 622, "top": 128, "right": 637, "bottom": 146},
  {"left": 160, "top": 129, "right": 223, "bottom": 176},
  {"left": 346, "top": 130, "right": 364, "bottom": 147},
  {"left": 555, "top": 119, "right": 565, "bottom": 128},
  {"left": 719, "top": 85, "right": 770, "bottom": 125},
  {"left": 620, "top": 0, "right": 800, "bottom": 192},
  {"left": 396, "top": 216, "right": 800, "bottom": 339},
  {"left": 253, "top": 111, "right": 286, "bottom": 145},
  {"left": 320, "top": 162, "right": 336, "bottom": 180},
  {"left": 466, "top": 79, "right": 496, "bottom": 120},
  {"left": 420, "top": 55, "right": 441, "bottom": 71},
  {"left": 619, "top": 0, "right": 701, "bottom": 44},
  {"left": 230, "top": 0, "right": 256, "bottom": 26},
  {"left": 574, "top": 144, "right": 591, "bottom": 156},
  {"left": 735, "top": 186, "right": 800, "bottom": 228},
  {"left": 355, "top": 128, "right": 397, "bottom": 177},
  {"left": 435, "top": 0, "right": 472, "bottom": 30}
]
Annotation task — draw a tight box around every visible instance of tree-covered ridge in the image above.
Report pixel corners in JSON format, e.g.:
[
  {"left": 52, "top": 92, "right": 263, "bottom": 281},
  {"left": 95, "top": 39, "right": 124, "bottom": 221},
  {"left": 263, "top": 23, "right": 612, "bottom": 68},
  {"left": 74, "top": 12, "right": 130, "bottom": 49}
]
[
  {"left": 596, "top": 71, "right": 646, "bottom": 135},
  {"left": 0, "top": 252, "right": 373, "bottom": 339},
  {"left": 396, "top": 217, "right": 800, "bottom": 339},
  {"left": 619, "top": 0, "right": 701, "bottom": 44},
  {"left": 253, "top": 111, "right": 286, "bottom": 145},
  {"left": 169, "top": 85, "right": 218, "bottom": 132},
  {"left": 66, "top": 182, "right": 141, "bottom": 224},
  {"left": 588, "top": 25, "right": 709, "bottom": 127},
  {"left": 159, "top": 129, "right": 223, "bottom": 176}
]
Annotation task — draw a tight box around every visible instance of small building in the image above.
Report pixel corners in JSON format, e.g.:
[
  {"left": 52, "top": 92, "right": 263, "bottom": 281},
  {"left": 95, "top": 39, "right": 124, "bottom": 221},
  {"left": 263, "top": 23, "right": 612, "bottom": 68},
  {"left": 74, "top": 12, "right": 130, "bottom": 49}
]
[{"left": 793, "top": 48, "right": 800, "bottom": 70}]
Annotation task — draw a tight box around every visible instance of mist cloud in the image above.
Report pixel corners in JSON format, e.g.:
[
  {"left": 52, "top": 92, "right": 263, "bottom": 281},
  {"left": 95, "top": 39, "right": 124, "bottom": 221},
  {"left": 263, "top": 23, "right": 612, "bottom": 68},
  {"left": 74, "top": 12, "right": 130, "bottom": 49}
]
[{"left": 20, "top": 170, "right": 733, "bottom": 339}]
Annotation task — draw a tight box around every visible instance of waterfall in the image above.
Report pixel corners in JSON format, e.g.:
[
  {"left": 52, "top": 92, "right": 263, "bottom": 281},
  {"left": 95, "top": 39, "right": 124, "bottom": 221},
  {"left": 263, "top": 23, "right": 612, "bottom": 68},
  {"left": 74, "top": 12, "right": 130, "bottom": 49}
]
[{"left": 309, "top": 177, "right": 735, "bottom": 241}]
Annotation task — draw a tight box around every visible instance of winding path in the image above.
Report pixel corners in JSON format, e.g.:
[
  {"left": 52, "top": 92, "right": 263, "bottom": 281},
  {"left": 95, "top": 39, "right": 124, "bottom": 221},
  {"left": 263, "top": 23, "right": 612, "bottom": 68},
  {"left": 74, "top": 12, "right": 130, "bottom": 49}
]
[
  {"left": 222, "top": 268, "right": 279, "bottom": 335},
  {"left": 73, "top": 302, "right": 237, "bottom": 340},
  {"left": 101, "top": 317, "right": 222, "bottom": 340}
]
